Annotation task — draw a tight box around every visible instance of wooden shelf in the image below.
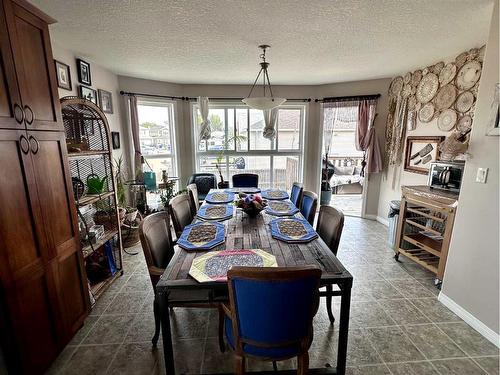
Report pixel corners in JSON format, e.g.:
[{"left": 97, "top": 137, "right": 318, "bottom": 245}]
[
  {"left": 67, "top": 150, "right": 108, "bottom": 157},
  {"left": 82, "top": 228, "right": 119, "bottom": 258},
  {"left": 90, "top": 270, "right": 124, "bottom": 301},
  {"left": 76, "top": 191, "right": 114, "bottom": 206},
  {"left": 403, "top": 233, "right": 442, "bottom": 257},
  {"left": 405, "top": 218, "right": 442, "bottom": 236},
  {"left": 407, "top": 207, "right": 445, "bottom": 223},
  {"left": 398, "top": 248, "right": 439, "bottom": 274}
]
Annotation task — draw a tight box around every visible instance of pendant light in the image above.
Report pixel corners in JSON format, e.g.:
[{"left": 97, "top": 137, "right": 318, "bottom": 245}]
[{"left": 242, "top": 45, "right": 286, "bottom": 110}]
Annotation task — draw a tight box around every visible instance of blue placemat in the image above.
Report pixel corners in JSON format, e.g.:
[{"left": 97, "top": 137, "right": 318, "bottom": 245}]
[
  {"left": 261, "top": 189, "right": 289, "bottom": 200},
  {"left": 177, "top": 221, "right": 226, "bottom": 251},
  {"left": 265, "top": 200, "right": 299, "bottom": 216},
  {"left": 225, "top": 187, "right": 261, "bottom": 194},
  {"left": 205, "top": 191, "right": 235, "bottom": 204},
  {"left": 269, "top": 217, "right": 318, "bottom": 243},
  {"left": 197, "top": 204, "right": 235, "bottom": 221}
]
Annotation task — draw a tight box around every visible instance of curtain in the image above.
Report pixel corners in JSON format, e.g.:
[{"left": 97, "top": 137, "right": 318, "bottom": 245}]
[
  {"left": 128, "top": 95, "right": 143, "bottom": 181},
  {"left": 198, "top": 96, "right": 211, "bottom": 141},
  {"left": 263, "top": 107, "right": 278, "bottom": 140},
  {"left": 356, "top": 99, "right": 383, "bottom": 175}
]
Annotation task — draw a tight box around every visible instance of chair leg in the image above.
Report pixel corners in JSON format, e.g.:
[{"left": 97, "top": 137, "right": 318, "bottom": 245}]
[
  {"left": 272, "top": 361, "right": 278, "bottom": 371},
  {"left": 297, "top": 352, "right": 309, "bottom": 375},
  {"left": 217, "top": 305, "right": 225, "bottom": 353},
  {"left": 152, "top": 297, "right": 161, "bottom": 346},
  {"left": 326, "top": 285, "right": 335, "bottom": 324},
  {"left": 235, "top": 354, "right": 245, "bottom": 375}
]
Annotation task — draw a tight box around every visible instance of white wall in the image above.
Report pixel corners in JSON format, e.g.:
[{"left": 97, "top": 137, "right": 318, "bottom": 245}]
[{"left": 440, "top": 1, "right": 499, "bottom": 337}]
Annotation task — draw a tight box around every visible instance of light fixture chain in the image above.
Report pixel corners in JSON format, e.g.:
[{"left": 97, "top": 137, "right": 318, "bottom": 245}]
[
  {"left": 264, "top": 69, "right": 274, "bottom": 98},
  {"left": 246, "top": 67, "right": 264, "bottom": 98}
]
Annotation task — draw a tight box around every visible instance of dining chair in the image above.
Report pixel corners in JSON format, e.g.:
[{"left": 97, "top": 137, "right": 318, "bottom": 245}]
[
  {"left": 232, "top": 173, "right": 259, "bottom": 188},
  {"left": 223, "top": 266, "right": 321, "bottom": 375},
  {"left": 169, "top": 193, "right": 194, "bottom": 238},
  {"left": 139, "top": 211, "right": 226, "bottom": 350},
  {"left": 186, "top": 183, "right": 199, "bottom": 216},
  {"left": 187, "top": 173, "right": 217, "bottom": 201},
  {"left": 316, "top": 205, "right": 345, "bottom": 324},
  {"left": 290, "top": 182, "right": 303, "bottom": 208},
  {"left": 300, "top": 190, "right": 318, "bottom": 226}
]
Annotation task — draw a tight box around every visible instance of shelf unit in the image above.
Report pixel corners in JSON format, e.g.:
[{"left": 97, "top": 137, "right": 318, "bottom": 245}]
[
  {"left": 395, "top": 185, "right": 458, "bottom": 282},
  {"left": 61, "top": 97, "right": 124, "bottom": 304}
]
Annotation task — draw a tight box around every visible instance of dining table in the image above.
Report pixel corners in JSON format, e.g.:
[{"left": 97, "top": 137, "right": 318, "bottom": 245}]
[{"left": 156, "top": 189, "right": 353, "bottom": 374}]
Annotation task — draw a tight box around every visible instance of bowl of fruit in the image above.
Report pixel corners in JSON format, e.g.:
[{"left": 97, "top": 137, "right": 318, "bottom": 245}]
[{"left": 235, "top": 193, "right": 267, "bottom": 217}]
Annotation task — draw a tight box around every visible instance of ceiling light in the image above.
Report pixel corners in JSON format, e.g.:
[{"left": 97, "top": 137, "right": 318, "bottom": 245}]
[{"left": 242, "top": 45, "right": 286, "bottom": 110}]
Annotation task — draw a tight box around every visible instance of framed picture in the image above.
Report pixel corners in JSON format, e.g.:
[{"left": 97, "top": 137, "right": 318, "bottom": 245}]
[
  {"left": 111, "top": 132, "right": 120, "bottom": 149},
  {"left": 404, "top": 136, "right": 444, "bottom": 175},
  {"left": 79, "top": 85, "right": 97, "bottom": 105},
  {"left": 76, "top": 58, "right": 91, "bottom": 85},
  {"left": 54, "top": 60, "right": 72, "bottom": 90},
  {"left": 98, "top": 89, "right": 113, "bottom": 114},
  {"left": 487, "top": 83, "right": 499, "bottom": 136}
]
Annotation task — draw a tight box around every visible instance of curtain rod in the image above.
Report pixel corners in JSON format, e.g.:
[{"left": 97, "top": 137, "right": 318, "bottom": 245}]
[
  {"left": 119, "top": 90, "right": 312, "bottom": 102},
  {"left": 315, "top": 94, "right": 381, "bottom": 103}
]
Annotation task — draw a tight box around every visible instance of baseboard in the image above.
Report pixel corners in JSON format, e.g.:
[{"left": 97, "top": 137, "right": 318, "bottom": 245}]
[
  {"left": 438, "top": 292, "right": 500, "bottom": 348},
  {"left": 363, "top": 214, "right": 377, "bottom": 221},
  {"left": 376, "top": 216, "right": 389, "bottom": 227}
]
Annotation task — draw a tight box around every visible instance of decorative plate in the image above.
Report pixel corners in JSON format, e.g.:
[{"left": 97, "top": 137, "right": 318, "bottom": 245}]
[
  {"left": 205, "top": 191, "right": 235, "bottom": 204},
  {"left": 407, "top": 95, "right": 417, "bottom": 111},
  {"left": 478, "top": 45, "right": 486, "bottom": 62},
  {"left": 402, "top": 84, "right": 412, "bottom": 98},
  {"left": 407, "top": 111, "right": 417, "bottom": 131},
  {"left": 422, "top": 67, "right": 429, "bottom": 76},
  {"left": 439, "top": 63, "right": 457, "bottom": 85},
  {"left": 455, "top": 91, "right": 475, "bottom": 113},
  {"left": 456, "top": 61, "right": 481, "bottom": 91},
  {"left": 418, "top": 102, "right": 435, "bottom": 123},
  {"left": 390, "top": 76, "right": 404, "bottom": 96},
  {"left": 261, "top": 189, "right": 289, "bottom": 200},
  {"left": 189, "top": 249, "right": 277, "bottom": 283},
  {"left": 197, "top": 204, "right": 234, "bottom": 221},
  {"left": 467, "top": 48, "right": 479, "bottom": 61},
  {"left": 456, "top": 115, "right": 473, "bottom": 132},
  {"left": 270, "top": 217, "right": 318, "bottom": 243},
  {"left": 432, "top": 61, "right": 445, "bottom": 75},
  {"left": 437, "top": 109, "right": 458, "bottom": 131},
  {"left": 455, "top": 52, "right": 468, "bottom": 68},
  {"left": 265, "top": 200, "right": 299, "bottom": 216},
  {"left": 435, "top": 84, "right": 457, "bottom": 110},
  {"left": 411, "top": 70, "right": 422, "bottom": 87},
  {"left": 225, "top": 187, "right": 261, "bottom": 194},
  {"left": 177, "top": 221, "right": 226, "bottom": 251},
  {"left": 403, "top": 72, "right": 412, "bottom": 84},
  {"left": 471, "top": 83, "right": 480, "bottom": 96},
  {"left": 416, "top": 73, "right": 439, "bottom": 103}
]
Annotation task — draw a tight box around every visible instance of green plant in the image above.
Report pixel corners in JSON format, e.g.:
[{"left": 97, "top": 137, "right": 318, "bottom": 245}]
[
  {"left": 114, "top": 155, "right": 127, "bottom": 207},
  {"left": 215, "top": 135, "right": 247, "bottom": 182},
  {"left": 159, "top": 188, "right": 185, "bottom": 209}
]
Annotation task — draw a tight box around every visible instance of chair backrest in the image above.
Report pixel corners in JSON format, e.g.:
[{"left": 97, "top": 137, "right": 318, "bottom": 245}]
[
  {"left": 290, "top": 182, "right": 303, "bottom": 208},
  {"left": 300, "top": 190, "right": 318, "bottom": 225},
  {"left": 139, "top": 211, "right": 175, "bottom": 289},
  {"left": 187, "top": 173, "right": 217, "bottom": 195},
  {"left": 169, "top": 193, "right": 194, "bottom": 238},
  {"left": 186, "top": 183, "right": 199, "bottom": 216},
  {"left": 316, "top": 205, "right": 344, "bottom": 256},
  {"left": 232, "top": 173, "right": 259, "bottom": 188},
  {"left": 227, "top": 266, "right": 321, "bottom": 356}
]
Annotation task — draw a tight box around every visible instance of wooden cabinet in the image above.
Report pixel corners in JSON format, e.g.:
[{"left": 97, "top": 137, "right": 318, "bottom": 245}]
[{"left": 0, "top": 1, "right": 89, "bottom": 373}]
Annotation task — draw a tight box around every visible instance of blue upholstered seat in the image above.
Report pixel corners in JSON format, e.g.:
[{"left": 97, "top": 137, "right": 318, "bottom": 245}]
[
  {"left": 187, "top": 173, "right": 217, "bottom": 201},
  {"left": 290, "top": 182, "right": 303, "bottom": 208},
  {"left": 232, "top": 173, "right": 259, "bottom": 188},
  {"left": 300, "top": 191, "right": 318, "bottom": 225}
]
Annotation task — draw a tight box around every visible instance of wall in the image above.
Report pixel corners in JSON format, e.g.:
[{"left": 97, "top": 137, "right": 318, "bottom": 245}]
[
  {"left": 52, "top": 44, "right": 128, "bottom": 164},
  {"left": 441, "top": 1, "right": 499, "bottom": 338}
]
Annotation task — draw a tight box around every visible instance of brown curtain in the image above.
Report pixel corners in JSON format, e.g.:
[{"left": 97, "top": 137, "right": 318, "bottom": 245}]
[
  {"left": 128, "top": 95, "right": 143, "bottom": 181},
  {"left": 356, "top": 99, "right": 383, "bottom": 174}
]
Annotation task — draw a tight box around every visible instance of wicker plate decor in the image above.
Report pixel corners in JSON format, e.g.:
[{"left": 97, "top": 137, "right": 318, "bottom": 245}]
[
  {"left": 455, "top": 91, "right": 475, "bottom": 113},
  {"left": 418, "top": 102, "right": 435, "bottom": 123},
  {"left": 205, "top": 191, "right": 235, "bottom": 204},
  {"left": 437, "top": 109, "right": 458, "bottom": 131},
  {"left": 265, "top": 200, "right": 300, "bottom": 216},
  {"left": 478, "top": 45, "right": 486, "bottom": 62},
  {"left": 439, "top": 63, "right": 457, "bottom": 85},
  {"left": 389, "top": 76, "right": 404, "bottom": 97},
  {"left": 416, "top": 73, "right": 439, "bottom": 103},
  {"left": 197, "top": 204, "right": 235, "bottom": 221},
  {"left": 456, "top": 61, "right": 481, "bottom": 91},
  {"left": 403, "top": 72, "right": 412, "bottom": 84},
  {"left": 455, "top": 52, "right": 468, "bottom": 68},
  {"left": 177, "top": 221, "right": 226, "bottom": 251},
  {"left": 189, "top": 249, "right": 277, "bottom": 283},
  {"left": 432, "top": 61, "right": 445, "bottom": 75},
  {"left": 411, "top": 70, "right": 422, "bottom": 87},
  {"left": 456, "top": 115, "right": 473, "bottom": 132},
  {"left": 261, "top": 189, "right": 289, "bottom": 200},
  {"left": 270, "top": 217, "right": 318, "bottom": 243},
  {"left": 435, "top": 84, "right": 457, "bottom": 111}
]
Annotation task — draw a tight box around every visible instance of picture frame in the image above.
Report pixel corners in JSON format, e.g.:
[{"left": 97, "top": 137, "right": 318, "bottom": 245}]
[
  {"left": 98, "top": 89, "right": 113, "bottom": 114},
  {"left": 404, "top": 136, "right": 444, "bottom": 175},
  {"left": 76, "top": 58, "right": 91, "bottom": 85},
  {"left": 486, "top": 83, "right": 499, "bottom": 136},
  {"left": 54, "top": 60, "right": 72, "bottom": 90},
  {"left": 111, "top": 132, "right": 120, "bottom": 149},
  {"left": 79, "top": 85, "right": 98, "bottom": 105}
]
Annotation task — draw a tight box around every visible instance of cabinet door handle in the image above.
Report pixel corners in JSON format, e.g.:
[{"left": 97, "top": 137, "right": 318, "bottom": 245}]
[
  {"left": 19, "top": 134, "right": 30, "bottom": 154},
  {"left": 24, "top": 105, "right": 34, "bottom": 125},
  {"left": 28, "top": 135, "right": 39, "bottom": 154},
  {"left": 14, "top": 103, "right": 24, "bottom": 124}
]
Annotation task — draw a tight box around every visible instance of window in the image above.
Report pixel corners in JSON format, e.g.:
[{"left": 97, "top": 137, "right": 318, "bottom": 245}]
[
  {"left": 137, "top": 100, "right": 177, "bottom": 183},
  {"left": 323, "top": 104, "right": 363, "bottom": 159},
  {"left": 194, "top": 104, "right": 305, "bottom": 189}
]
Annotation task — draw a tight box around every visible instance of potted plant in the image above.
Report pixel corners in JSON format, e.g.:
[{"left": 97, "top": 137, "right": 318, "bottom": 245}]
[
  {"left": 320, "top": 151, "right": 333, "bottom": 205},
  {"left": 215, "top": 135, "right": 247, "bottom": 189},
  {"left": 114, "top": 156, "right": 135, "bottom": 223}
]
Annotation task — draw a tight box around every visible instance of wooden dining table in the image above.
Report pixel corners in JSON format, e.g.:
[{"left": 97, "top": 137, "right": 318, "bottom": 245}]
[{"left": 156, "top": 190, "right": 353, "bottom": 374}]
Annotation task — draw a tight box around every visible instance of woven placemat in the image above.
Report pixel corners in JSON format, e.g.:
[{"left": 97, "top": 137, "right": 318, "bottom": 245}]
[
  {"left": 267, "top": 190, "right": 286, "bottom": 198},
  {"left": 204, "top": 253, "right": 264, "bottom": 278},
  {"left": 269, "top": 201, "right": 290, "bottom": 212},
  {"left": 278, "top": 220, "right": 307, "bottom": 237},
  {"left": 187, "top": 224, "right": 217, "bottom": 243},
  {"left": 205, "top": 206, "right": 227, "bottom": 218}
]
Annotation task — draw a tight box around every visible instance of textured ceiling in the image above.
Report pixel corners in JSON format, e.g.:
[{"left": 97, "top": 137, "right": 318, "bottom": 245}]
[{"left": 32, "top": 0, "right": 493, "bottom": 85}]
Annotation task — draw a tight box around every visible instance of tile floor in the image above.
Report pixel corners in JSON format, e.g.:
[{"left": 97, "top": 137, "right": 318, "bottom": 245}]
[
  {"left": 330, "top": 195, "right": 362, "bottom": 217},
  {"left": 46, "top": 217, "right": 499, "bottom": 375}
]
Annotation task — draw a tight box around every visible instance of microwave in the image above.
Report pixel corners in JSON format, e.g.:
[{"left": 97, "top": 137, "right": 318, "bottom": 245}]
[{"left": 427, "top": 161, "right": 465, "bottom": 194}]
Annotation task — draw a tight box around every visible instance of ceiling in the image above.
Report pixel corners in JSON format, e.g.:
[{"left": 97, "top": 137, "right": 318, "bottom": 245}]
[{"left": 32, "top": 0, "right": 494, "bottom": 85}]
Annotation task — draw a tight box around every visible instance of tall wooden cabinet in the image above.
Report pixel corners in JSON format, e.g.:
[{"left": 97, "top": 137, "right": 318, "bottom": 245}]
[{"left": 0, "top": 0, "right": 89, "bottom": 373}]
